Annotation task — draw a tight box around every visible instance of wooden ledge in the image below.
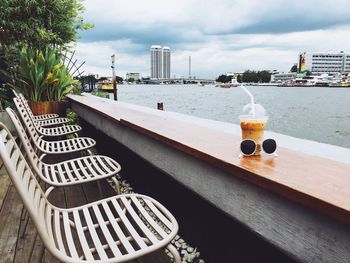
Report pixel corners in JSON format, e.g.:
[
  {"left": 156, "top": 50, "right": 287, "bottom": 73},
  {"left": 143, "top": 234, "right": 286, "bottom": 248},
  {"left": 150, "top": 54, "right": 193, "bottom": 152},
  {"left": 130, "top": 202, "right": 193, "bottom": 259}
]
[{"left": 68, "top": 94, "right": 350, "bottom": 225}]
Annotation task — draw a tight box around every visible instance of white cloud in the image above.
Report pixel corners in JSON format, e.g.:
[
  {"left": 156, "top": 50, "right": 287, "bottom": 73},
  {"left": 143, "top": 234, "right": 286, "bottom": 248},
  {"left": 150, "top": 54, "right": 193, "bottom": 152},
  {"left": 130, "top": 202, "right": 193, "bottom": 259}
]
[{"left": 77, "top": 0, "right": 350, "bottom": 78}]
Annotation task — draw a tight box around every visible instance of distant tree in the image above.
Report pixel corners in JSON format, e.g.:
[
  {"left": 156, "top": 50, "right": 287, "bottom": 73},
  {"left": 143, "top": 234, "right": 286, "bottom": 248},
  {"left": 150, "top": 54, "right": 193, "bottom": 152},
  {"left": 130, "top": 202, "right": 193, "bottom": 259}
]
[
  {"left": 115, "top": 76, "right": 123, "bottom": 83},
  {"left": 237, "top": 74, "right": 242, "bottom": 83},
  {"left": 127, "top": 77, "right": 135, "bottom": 83},
  {"left": 302, "top": 70, "right": 312, "bottom": 76},
  {"left": 216, "top": 74, "right": 233, "bottom": 83},
  {"left": 242, "top": 70, "right": 271, "bottom": 83},
  {"left": 257, "top": 70, "right": 271, "bottom": 83},
  {"left": 242, "top": 70, "right": 258, "bottom": 83},
  {"left": 79, "top": 74, "right": 97, "bottom": 92},
  {"left": 216, "top": 74, "right": 227, "bottom": 83},
  {"left": 290, "top": 64, "right": 298, "bottom": 72}
]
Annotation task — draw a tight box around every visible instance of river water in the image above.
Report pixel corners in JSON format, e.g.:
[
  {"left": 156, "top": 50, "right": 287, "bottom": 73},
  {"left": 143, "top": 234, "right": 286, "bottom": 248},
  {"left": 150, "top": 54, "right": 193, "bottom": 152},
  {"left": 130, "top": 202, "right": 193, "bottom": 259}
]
[{"left": 116, "top": 84, "right": 350, "bottom": 149}]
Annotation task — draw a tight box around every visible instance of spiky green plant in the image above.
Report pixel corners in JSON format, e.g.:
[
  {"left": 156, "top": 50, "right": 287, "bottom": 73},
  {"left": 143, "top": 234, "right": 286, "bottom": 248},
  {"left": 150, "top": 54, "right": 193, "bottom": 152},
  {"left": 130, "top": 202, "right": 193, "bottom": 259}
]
[{"left": 9, "top": 47, "right": 77, "bottom": 102}]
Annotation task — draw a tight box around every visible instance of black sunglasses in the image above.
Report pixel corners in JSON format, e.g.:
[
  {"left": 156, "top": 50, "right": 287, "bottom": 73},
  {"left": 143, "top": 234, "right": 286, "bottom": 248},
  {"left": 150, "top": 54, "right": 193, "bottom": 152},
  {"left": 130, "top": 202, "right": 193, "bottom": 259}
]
[{"left": 240, "top": 138, "right": 277, "bottom": 156}]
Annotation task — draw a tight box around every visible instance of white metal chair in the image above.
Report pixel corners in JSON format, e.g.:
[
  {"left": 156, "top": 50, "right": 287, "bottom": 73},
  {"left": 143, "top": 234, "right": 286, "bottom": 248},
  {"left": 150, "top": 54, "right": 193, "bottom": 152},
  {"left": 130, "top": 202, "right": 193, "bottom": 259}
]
[
  {"left": 13, "top": 92, "right": 82, "bottom": 137},
  {"left": 10, "top": 101, "right": 96, "bottom": 157},
  {"left": 0, "top": 122, "right": 180, "bottom": 262},
  {"left": 1, "top": 117, "right": 122, "bottom": 195},
  {"left": 14, "top": 91, "right": 70, "bottom": 127}
]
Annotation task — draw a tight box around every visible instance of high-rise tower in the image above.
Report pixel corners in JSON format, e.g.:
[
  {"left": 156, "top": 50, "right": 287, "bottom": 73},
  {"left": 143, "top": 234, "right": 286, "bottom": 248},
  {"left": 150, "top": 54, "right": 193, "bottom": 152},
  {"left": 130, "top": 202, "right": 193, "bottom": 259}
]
[
  {"left": 150, "top": 45, "right": 171, "bottom": 79},
  {"left": 162, "top": 47, "right": 171, "bottom": 79},
  {"left": 150, "top": 45, "right": 162, "bottom": 79}
]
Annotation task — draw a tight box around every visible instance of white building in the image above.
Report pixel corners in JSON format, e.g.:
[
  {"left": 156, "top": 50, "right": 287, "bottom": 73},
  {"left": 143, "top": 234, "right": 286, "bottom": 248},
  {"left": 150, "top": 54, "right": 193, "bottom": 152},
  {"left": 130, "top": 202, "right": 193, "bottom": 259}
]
[
  {"left": 150, "top": 45, "right": 171, "bottom": 79},
  {"left": 150, "top": 45, "right": 162, "bottom": 79},
  {"left": 309, "top": 51, "right": 350, "bottom": 74},
  {"left": 271, "top": 73, "right": 297, "bottom": 83},
  {"left": 162, "top": 47, "right": 171, "bottom": 79},
  {"left": 126, "top": 73, "right": 141, "bottom": 81}
]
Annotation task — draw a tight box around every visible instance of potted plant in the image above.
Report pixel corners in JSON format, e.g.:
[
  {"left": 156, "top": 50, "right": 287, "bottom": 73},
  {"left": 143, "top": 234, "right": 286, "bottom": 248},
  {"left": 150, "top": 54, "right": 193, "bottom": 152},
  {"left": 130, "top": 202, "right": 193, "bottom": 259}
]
[{"left": 9, "top": 47, "right": 77, "bottom": 116}]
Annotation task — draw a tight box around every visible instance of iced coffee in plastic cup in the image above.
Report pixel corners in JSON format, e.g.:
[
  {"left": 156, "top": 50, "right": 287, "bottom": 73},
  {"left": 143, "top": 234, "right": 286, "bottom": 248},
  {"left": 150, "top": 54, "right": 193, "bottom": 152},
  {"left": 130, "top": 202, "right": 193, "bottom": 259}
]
[{"left": 239, "top": 103, "right": 268, "bottom": 155}]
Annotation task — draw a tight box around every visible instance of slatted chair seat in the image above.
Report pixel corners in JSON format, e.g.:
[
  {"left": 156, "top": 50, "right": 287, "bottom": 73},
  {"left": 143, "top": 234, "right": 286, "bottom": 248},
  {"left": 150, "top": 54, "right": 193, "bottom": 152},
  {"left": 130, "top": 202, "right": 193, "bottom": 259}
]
[
  {"left": 8, "top": 105, "right": 95, "bottom": 156},
  {"left": 40, "top": 155, "right": 122, "bottom": 195},
  {"left": 6, "top": 109, "right": 122, "bottom": 195},
  {"left": 13, "top": 91, "right": 81, "bottom": 137},
  {"left": 37, "top": 124, "right": 82, "bottom": 137},
  {"left": 32, "top": 113, "right": 60, "bottom": 121},
  {"left": 37, "top": 136, "right": 96, "bottom": 154},
  {"left": 15, "top": 91, "right": 70, "bottom": 127},
  {"left": 36, "top": 117, "right": 70, "bottom": 127},
  {"left": 0, "top": 122, "right": 181, "bottom": 263}
]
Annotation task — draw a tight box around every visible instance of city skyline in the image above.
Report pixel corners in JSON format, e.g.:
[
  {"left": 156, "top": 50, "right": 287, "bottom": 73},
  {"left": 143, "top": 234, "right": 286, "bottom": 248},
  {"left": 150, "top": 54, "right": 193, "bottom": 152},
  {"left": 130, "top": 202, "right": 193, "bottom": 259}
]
[{"left": 75, "top": 0, "right": 350, "bottom": 78}]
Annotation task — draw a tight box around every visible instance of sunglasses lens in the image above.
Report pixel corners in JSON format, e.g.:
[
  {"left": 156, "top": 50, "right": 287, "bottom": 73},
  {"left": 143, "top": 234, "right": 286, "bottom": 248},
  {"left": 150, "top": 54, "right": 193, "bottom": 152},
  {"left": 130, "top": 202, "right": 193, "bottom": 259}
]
[
  {"left": 262, "top": 139, "right": 277, "bottom": 154},
  {"left": 240, "top": 140, "right": 256, "bottom": 155}
]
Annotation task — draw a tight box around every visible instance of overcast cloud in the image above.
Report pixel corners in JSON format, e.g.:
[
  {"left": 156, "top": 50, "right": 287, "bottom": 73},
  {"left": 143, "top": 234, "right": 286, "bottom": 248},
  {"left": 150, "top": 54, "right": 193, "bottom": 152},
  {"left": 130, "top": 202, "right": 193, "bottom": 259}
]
[{"left": 75, "top": 0, "right": 350, "bottom": 78}]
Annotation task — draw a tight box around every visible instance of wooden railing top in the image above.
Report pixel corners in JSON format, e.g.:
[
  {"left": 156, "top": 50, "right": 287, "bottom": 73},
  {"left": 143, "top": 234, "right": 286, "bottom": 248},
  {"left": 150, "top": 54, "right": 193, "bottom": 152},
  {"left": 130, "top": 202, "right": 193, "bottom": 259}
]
[{"left": 68, "top": 94, "right": 350, "bottom": 225}]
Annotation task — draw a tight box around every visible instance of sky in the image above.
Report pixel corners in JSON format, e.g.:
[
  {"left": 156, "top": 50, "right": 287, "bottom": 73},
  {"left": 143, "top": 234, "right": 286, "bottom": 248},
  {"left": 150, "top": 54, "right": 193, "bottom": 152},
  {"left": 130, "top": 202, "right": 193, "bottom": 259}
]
[{"left": 74, "top": 0, "right": 350, "bottom": 79}]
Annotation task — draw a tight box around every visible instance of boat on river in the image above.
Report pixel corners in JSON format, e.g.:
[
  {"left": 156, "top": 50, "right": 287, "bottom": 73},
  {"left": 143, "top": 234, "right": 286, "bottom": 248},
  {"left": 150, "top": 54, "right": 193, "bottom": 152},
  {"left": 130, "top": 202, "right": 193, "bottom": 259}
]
[
  {"left": 217, "top": 78, "right": 240, "bottom": 88},
  {"left": 98, "top": 80, "right": 113, "bottom": 91}
]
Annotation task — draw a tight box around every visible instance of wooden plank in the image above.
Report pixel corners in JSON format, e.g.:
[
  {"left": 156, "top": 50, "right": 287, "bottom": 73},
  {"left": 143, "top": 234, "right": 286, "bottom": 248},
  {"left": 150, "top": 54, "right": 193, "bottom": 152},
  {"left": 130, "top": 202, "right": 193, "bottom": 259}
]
[
  {"left": 43, "top": 186, "right": 67, "bottom": 263},
  {"left": 0, "top": 171, "right": 11, "bottom": 211},
  {"left": 0, "top": 185, "right": 23, "bottom": 263},
  {"left": 13, "top": 212, "right": 38, "bottom": 263},
  {"left": 29, "top": 234, "right": 45, "bottom": 263},
  {"left": 43, "top": 250, "right": 61, "bottom": 263}
]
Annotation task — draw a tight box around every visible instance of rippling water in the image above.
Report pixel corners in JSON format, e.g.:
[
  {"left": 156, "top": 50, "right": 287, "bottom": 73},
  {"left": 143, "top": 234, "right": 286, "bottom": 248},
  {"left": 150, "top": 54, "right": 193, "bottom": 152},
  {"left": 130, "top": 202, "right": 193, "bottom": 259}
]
[{"left": 117, "top": 84, "right": 350, "bottom": 149}]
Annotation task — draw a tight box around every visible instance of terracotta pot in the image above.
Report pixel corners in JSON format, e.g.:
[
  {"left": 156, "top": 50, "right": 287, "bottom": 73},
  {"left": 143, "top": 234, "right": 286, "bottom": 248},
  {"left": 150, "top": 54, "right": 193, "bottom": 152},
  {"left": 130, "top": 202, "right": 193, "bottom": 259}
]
[
  {"left": 50, "top": 101, "right": 68, "bottom": 117},
  {"left": 28, "top": 101, "right": 52, "bottom": 116},
  {"left": 28, "top": 100, "right": 68, "bottom": 117}
]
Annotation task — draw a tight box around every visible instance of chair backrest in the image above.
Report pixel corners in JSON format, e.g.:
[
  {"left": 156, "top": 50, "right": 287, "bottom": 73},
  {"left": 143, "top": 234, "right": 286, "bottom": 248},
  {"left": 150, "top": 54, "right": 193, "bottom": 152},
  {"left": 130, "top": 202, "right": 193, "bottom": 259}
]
[
  {"left": 0, "top": 122, "right": 53, "bottom": 247},
  {"left": 12, "top": 89, "right": 20, "bottom": 99},
  {"left": 13, "top": 97, "right": 42, "bottom": 147},
  {"left": 6, "top": 108, "right": 45, "bottom": 181},
  {"left": 18, "top": 93, "right": 37, "bottom": 122}
]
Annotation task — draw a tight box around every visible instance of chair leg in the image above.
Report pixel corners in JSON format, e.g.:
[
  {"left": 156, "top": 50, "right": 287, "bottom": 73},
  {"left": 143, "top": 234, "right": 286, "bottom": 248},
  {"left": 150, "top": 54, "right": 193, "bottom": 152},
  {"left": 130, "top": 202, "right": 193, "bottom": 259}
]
[
  {"left": 111, "top": 176, "right": 121, "bottom": 195},
  {"left": 97, "top": 181, "right": 103, "bottom": 197},
  {"left": 167, "top": 244, "right": 181, "bottom": 263}
]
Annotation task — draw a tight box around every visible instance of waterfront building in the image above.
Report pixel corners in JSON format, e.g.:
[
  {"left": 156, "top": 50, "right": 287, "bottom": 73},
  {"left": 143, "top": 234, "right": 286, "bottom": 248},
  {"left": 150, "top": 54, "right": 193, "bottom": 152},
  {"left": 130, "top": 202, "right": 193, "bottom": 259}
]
[
  {"left": 305, "top": 51, "right": 350, "bottom": 74},
  {"left": 271, "top": 73, "right": 297, "bottom": 83},
  {"left": 150, "top": 45, "right": 162, "bottom": 79},
  {"left": 150, "top": 45, "right": 171, "bottom": 79},
  {"left": 126, "top": 72, "right": 141, "bottom": 81},
  {"left": 162, "top": 47, "right": 171, "bottom": 79}
]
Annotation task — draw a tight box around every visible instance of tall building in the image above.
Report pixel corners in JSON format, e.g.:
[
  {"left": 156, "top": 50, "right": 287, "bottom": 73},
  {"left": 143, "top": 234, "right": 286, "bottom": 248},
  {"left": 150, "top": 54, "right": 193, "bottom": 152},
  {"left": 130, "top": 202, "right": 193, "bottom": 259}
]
[
  {"left": 305, "top": 51, "right": 350, "bottom": 74},
  {"left": 162, "top": 47, "right": 171, "bottom": 79},
  {"left": 150, "top": 45, "right": 162, "bottom": 79},
  {"left": 150, "top": 45, "right": 171, "bottom": 79}
]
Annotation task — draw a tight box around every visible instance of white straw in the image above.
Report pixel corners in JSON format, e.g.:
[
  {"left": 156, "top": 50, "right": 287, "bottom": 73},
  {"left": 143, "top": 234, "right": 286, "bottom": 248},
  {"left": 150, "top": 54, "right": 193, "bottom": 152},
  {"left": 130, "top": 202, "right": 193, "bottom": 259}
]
[{"left": 240, "top": 84, "right": 256, "bottom": 117}]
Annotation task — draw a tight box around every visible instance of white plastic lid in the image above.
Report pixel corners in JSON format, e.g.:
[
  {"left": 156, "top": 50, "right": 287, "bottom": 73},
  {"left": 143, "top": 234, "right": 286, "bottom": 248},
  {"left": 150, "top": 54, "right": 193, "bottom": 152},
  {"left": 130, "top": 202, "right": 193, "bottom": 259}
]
[{"left": 239, "top": 103, "right": 268, "bottom": 120}]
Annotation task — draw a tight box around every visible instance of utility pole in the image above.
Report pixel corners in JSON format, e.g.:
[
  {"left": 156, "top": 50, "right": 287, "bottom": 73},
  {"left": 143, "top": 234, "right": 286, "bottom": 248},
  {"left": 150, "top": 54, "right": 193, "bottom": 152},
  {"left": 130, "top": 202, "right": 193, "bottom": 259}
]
[
  {"left": 111, "top": 54, "right": 117, "bottom": 100},
  {"left": 189, "top": 56, "right": 191, "bottom": 79}
]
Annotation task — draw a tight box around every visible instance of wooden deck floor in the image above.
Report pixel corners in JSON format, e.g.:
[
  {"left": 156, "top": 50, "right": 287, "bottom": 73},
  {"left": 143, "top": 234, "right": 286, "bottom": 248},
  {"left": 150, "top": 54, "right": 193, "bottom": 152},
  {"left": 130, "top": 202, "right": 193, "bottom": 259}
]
[{"left": 0, "top": 160, "right": 172, "bottom": 263}]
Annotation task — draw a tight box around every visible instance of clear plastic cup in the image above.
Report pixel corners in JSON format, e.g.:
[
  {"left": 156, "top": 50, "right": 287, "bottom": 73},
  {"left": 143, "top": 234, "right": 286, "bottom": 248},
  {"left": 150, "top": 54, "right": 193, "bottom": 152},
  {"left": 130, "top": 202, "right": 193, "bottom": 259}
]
[{"left": 239, "top": 104, "right": 268, "bottom": 155}]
